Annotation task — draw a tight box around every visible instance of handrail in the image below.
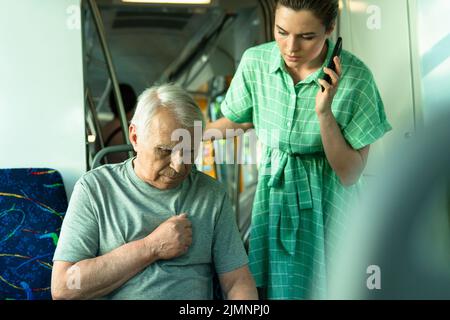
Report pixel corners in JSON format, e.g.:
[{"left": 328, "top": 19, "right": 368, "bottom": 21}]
[
  {"left": 86, "top": 0, "right": 133, "bottom": 159},
  {"left": 85, "top": 88, "right": 106, "bottom": 161},
  {"left": 181, "top": 14, "right": 236, "bottom": 86},
  {"left": 234, "top": 136, "right": 241, "bottom": 224},
  {"left": 96, "top": 79, "right": 112, "bottom": 112},
  {"left": 92, "top": 144, "right": 135, "bottom": 169},
  {"left": 163, "top": 13, "right": 235, "bottom": 84}
]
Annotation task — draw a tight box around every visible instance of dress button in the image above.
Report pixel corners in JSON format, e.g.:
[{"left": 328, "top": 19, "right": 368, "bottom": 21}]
[{"left": 287, "top": 121, "right": 291, "bottom": 127}]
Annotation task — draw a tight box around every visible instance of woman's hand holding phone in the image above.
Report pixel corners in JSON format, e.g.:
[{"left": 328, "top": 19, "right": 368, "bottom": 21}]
[{"left": 316, "top": 37, "right": 343, "bottom": 116}]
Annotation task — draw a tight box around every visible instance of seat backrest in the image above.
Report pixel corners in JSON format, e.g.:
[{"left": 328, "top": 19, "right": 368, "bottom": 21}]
[{"left": 0, "top": 168, "right": 67, "bottom": 300}]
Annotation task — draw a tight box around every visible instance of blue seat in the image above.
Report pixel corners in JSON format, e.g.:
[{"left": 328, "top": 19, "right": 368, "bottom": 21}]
[{"left": 0, "top": 168, "right": 67, "bottom": 300}]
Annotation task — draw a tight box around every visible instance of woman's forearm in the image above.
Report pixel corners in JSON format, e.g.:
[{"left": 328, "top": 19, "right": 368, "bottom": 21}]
[
  {"left": 204, "top": 117, "right": 253, "bottom": 141},
  {"left": 318, "top": 111, "right": 367, "bottom": 186}
]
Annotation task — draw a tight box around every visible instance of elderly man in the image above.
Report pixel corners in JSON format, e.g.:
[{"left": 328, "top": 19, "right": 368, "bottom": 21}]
[{"left": 51, "top": 84, "right": 258, "bottom": 300}]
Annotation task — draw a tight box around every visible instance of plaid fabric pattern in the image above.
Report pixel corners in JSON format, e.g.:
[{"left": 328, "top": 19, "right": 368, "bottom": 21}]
[{"left": 221, "top": 39, "right": 391, "bottom": 299}]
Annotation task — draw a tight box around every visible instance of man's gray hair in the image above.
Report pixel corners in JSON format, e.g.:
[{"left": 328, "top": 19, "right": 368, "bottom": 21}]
[{"left": 131, "top": 84, "right": 205, "bottom": 137}]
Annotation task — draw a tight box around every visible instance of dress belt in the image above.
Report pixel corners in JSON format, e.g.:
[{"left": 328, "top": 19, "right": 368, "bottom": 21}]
[{"left": 263, "top": 147, "right": 321, "bottom": 255}]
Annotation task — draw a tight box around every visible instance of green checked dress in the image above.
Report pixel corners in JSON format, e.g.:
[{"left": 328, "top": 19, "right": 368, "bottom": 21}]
[{"left": 221, "top": 39, "right": 392, "bottom": 299}]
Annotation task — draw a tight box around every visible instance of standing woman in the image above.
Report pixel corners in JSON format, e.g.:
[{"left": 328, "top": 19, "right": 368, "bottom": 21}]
[{"left": 206, "top": 0, "right": 391, "bottom": 299}]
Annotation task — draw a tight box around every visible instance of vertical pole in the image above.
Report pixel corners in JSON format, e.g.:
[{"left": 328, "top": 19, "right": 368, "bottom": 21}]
[{"left": 87, "top": 0, "right": 132, "bottom": 157}]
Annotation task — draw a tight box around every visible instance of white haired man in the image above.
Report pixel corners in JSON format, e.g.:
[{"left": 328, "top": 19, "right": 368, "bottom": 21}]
[{"left": 51, "top": 84, "right": 258, "bottom": 300}]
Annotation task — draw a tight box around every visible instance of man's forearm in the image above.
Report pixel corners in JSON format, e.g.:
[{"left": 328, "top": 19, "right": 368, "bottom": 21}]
[
  {"left": 226, "top": 282, "right": 259, "bottom": 300},
  {"left": 56, "top": 238, "right": 156, "bottom": 299},
  {"left": 220, "top": 266, "right": 258, "bottom": 300}
]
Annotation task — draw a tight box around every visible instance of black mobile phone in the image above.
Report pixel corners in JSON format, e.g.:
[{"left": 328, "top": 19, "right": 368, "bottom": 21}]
[{"left": 321, "top": 37, "right": 342, "bottom": 92}]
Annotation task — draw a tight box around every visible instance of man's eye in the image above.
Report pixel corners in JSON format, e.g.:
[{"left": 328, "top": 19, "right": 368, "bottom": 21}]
[
  {"left": 278, "top": 31, "right": 288, "bottom": 36},
  {"left": 302, "top": 36, "right": 315, "bottom": 40},
  {"left": 158, "top": 148, "right": 171, "bottom": 155}
]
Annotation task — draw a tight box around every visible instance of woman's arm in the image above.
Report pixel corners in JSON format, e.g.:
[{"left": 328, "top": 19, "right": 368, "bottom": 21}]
[
  {"left": 204, "top": 117, "right": 254, "bottom": 141},
  {"left": 317, "top": 111, "right": 370, "bottom": 186},
  {"left": 316, "top": 57, "right": 370, "bottom": 186}
]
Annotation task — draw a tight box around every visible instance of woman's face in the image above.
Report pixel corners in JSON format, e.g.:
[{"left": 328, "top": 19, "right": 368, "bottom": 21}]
[{"left": 274, "top": 6, "right": 333, "bottom": 70}]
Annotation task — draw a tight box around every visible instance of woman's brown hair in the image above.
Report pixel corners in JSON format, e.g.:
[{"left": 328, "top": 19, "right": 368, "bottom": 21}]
[{"left": 275, "top": 0, "right": 339, "bottom": 31}]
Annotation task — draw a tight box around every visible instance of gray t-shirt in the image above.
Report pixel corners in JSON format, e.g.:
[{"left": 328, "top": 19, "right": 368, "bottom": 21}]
[{"left": 53, "top": 158, "right": 248, "bottom": 299}]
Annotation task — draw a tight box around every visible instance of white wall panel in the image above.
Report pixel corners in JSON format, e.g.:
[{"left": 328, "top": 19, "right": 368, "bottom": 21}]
[
  {"left": 0, "top": 0, "right": 85, "bottom": 198},
  {"left": 339, "top": 0, "right": 416, "bottom": 175}
]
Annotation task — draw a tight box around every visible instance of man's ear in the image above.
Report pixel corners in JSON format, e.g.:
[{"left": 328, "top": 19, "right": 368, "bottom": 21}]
[{"left": 129, "top": 124, "right": 139, "bottom": 152}]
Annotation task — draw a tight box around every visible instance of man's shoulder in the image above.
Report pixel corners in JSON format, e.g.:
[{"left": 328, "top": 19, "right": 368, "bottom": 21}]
[
  {"left": 190, "top": 169, "right": 227, "bottom": 197},
  {"left": 78, "top": 161, "right": 128, "bottom": 188}
]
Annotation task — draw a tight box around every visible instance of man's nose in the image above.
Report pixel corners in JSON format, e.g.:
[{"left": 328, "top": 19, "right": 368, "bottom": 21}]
[{"left": 170, "top": 150, "right": 185, "bottom": 174}]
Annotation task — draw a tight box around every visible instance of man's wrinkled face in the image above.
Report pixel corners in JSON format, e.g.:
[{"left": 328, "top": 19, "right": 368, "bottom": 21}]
[{"left": 130, "top": 108, "right": 197, "bottom": 190}]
